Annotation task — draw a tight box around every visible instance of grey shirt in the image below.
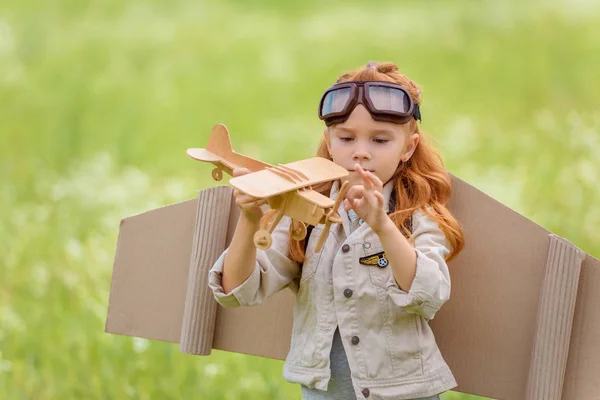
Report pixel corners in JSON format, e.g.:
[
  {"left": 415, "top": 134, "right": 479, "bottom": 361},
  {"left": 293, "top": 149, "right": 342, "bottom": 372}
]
[
  {"left": 301, "top": 328, "right": 354, "bottom": 399},
  {"left": 300, "top": 211, "right": 360, "bottom": 400}
]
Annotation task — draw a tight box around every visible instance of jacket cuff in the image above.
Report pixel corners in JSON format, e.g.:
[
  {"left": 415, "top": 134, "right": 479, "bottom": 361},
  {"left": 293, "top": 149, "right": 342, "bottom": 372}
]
[
  {"left": 208, "top": 250, "right": 261, "bottom": 308},
  {"left": 395, "top": 249, "right": 448, "bottom": 320}
]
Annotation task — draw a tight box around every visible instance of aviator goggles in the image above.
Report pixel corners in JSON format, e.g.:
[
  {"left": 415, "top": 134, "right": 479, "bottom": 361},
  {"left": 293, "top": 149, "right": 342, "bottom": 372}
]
[{"left": 318, "top": 81, "right": 421, "bottom": 126}]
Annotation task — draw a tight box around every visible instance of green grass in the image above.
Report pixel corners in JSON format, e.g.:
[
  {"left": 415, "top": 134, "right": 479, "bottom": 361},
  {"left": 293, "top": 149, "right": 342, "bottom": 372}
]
[{"left": 1, "top": 0, "right": 599, "bottom": 398}]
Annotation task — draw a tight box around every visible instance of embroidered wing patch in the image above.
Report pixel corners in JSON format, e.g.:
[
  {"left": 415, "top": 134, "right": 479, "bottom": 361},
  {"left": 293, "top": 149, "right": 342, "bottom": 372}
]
[{"left": 359, "top": 251, "right": 389, "bottom": 268}]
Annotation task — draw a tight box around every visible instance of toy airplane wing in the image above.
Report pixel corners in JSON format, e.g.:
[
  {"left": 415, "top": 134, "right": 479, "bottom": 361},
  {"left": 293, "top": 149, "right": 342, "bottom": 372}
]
[
  {"left": 105, "top": 175, "right": 600, "bottom": 400},
  {"left": 229, "top": 157, "right": 348, "bottom": 199},
  {"left": 186, "top": 124, "right": 272, "bottom": 178},
  {"left": 295, "top": 188, "right": 334, "bottom": 208}
]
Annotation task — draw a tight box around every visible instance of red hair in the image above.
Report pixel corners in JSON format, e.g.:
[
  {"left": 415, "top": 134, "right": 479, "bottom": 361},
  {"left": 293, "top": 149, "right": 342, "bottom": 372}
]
[{"left": 263, "top": 61, "right": 465, "bottom": 264}]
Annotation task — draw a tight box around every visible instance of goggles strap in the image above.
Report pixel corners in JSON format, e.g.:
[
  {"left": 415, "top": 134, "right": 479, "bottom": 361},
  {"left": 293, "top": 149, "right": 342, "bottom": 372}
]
[{"left": 413, "top": 103, "right": 422, "bottom": 122}]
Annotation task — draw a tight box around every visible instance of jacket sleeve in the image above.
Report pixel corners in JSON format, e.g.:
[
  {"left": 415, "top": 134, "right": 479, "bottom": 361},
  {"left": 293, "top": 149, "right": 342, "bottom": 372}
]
[
  {"left": 389, "top": 210, "right": 452, "bottom": 320},
  {"left": 208, "top": 216, "right": 301, "bottom": 308}
]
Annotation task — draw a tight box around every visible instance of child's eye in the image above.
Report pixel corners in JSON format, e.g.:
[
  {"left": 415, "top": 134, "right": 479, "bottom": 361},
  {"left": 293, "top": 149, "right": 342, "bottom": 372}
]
[
  {"left": 374, "top": 138, "right": 389, "bottom": 144},
  {"left": 340, "top": 137, "right": 354, "bottom": 142}
]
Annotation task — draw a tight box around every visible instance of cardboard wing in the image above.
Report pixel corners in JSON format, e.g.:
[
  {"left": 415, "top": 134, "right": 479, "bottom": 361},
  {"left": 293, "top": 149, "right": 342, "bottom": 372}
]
[{"left": 105, "top": 176, "right": 599, "bottom": 400}]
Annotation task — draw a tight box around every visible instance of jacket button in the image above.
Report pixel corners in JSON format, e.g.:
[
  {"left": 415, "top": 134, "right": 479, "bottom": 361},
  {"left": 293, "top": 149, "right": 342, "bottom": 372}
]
[
  {"left": 362, "top": 388, "right": 370, "bottom": 397},
  {"left": 351, "top": 335, "right": 360, "bottom": 345},
  {"left": 342, "top": 244, "right": 350, "bottom": 253},
  {"left": 343, "top": 288, "right": 353, "bottom": 298}
]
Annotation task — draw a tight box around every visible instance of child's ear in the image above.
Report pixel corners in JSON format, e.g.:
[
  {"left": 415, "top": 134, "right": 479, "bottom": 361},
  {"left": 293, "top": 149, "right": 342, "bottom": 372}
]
[{"left": 403, "top": 133, "right": 420, "bottom": 161}]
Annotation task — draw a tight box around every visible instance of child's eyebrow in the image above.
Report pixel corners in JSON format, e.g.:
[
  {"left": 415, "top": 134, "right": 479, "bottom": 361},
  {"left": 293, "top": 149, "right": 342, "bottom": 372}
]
[
  {"left": 371, "top": 129, "right": 395, "bottom": 136},
  {"left": 336, "top": 127, "right": 395, "bottom": 136},
  {"left": 336, "top": 126, "right": 357, "bottom": 134}
]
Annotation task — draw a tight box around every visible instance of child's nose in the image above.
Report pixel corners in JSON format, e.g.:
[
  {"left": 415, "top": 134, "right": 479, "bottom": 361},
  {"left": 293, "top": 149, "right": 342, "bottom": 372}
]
[{"left": 352, "top": 146, "right": 371, "bottom": 161}]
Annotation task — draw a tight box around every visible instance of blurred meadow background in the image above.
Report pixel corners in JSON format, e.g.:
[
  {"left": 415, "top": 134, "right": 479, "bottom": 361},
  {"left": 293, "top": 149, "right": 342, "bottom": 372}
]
[{"left": 1, "top": 0, "right": 599, "bottom": 398}]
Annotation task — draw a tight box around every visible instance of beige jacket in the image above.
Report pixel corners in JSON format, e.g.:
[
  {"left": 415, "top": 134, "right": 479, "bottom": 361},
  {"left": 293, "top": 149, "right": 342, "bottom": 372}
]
[{"left": 208, "top": 180, "right": 457, "bottom": 400}]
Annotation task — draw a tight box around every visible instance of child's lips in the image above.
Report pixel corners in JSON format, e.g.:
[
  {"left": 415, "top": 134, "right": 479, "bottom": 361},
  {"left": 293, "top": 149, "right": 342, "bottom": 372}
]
[{"left": 348, "top": 168, "right": 374, "bottom": 173}]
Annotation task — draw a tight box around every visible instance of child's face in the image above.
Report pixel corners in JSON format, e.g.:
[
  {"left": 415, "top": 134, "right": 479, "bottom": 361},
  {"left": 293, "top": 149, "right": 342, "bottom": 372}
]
[{"left": 324, "top": 105, "right": 419, "bottom": 187}]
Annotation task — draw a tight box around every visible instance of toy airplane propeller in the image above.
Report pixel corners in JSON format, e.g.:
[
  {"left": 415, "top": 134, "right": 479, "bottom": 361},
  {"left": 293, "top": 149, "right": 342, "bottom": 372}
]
[{"left": 187, "top": 124, "right": 351, "bottom": 252}]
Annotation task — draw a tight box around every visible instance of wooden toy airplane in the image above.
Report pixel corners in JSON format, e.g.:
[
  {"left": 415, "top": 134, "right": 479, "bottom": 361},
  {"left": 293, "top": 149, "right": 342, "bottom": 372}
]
[{"left": 187, "top": 124, "right": 351, "bottom": 252}]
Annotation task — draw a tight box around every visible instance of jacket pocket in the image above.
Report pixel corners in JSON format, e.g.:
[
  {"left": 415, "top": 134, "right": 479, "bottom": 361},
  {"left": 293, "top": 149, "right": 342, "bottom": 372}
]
[
  {"left": 362, "top": 236, "right": 403, "bottom": 291},
  {"left": 388, "top": 312, "right": 424, "bottom": 378},
  {"left": 369, "top": 264, "right": 396, "bottom": 290}
]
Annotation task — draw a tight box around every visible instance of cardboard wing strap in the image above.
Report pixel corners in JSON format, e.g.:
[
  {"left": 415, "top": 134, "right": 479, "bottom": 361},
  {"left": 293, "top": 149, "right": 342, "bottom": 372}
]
[
  {"left": 526, "top": 235, "right": 585, "bottom": 400},
  {"left": 105, "top": 177, "right": 600, "bottom": 400},
  {"left": 179, "top": 186, "right": 234, "bottom": 355}
]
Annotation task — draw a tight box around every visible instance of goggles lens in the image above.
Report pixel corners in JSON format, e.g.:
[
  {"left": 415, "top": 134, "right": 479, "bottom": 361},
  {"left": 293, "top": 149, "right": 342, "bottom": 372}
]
[
  {"left": 321, "top": 87, "right": 352, "bottom": 116},
  {"left": 368, "top": 85, "right": 411, "bottom": 114}
]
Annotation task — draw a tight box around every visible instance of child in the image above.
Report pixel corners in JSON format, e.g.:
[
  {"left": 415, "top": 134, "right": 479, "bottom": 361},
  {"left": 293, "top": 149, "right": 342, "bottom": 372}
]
[{"left": 208, "top": 61, "right": 465, "bottom": 400}]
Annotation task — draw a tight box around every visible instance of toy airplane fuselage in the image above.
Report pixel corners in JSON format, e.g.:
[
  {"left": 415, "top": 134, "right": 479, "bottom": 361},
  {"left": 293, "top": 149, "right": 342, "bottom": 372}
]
[{"left": 187, "top": 124, "right": 350, "bottom": 251}]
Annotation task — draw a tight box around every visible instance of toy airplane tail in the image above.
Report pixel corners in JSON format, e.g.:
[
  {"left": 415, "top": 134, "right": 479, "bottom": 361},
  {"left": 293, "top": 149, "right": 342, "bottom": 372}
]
[
  {"left": 186, "top": 124, "right": 234, "bottom": 164},
  {"left": 187, "top": 124, "right": 272, "bottom": 176},
  {"left": 206, "top": 124, "right": 234, "bottom": 159}
]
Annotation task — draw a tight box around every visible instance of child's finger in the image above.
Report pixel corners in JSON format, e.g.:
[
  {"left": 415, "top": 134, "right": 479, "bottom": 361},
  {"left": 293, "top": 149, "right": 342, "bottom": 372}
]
[
  {"left": 366, "top": 171, "right": 383, "bottom": 191},
  {"left": 241, "top": 198, "right": 265, "bottom": 207},
  {"left": 344, "top": 198, "right": 352, "bottom": 211},
  {"left": 355, "top": 166, "right": 380, "bottom": 192},
  {"left": 345, "top": 185, "right": 364, "bottom": 203},
  {"left": 361, "top": 170, "right": 374, "bottom": 191},
  {"left": 361, "top": 171, "right": 381, "bottom": 193},
  {"left": 237, "top": 194, "right": 264, "bottom": 206},
  {"left": 373, "top": 190, "right": 385, "bottom": 208},
  {"left": 253, "top": 198, "right": 267, "bottom": 207},
  {"left": 362, "top": 190, "right": 378, "bottom": 208},
  {"left": 234, "top": 189, "right": 259, "bottom": 203},
  {"left": 235, "top": 193, "right": 254, "bottom": 203},
  {"left": 355, "top": 164, "right": 370, "bottom": 181}
]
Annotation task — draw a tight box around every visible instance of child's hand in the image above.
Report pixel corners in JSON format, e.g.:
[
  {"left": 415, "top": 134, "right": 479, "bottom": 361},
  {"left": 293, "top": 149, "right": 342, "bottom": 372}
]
[
  {"left": 344, "top": 164, "right": 389, "bottom": 233},
  {"left": 232, "top": 168, "right": 267, "bottom": 224}
]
